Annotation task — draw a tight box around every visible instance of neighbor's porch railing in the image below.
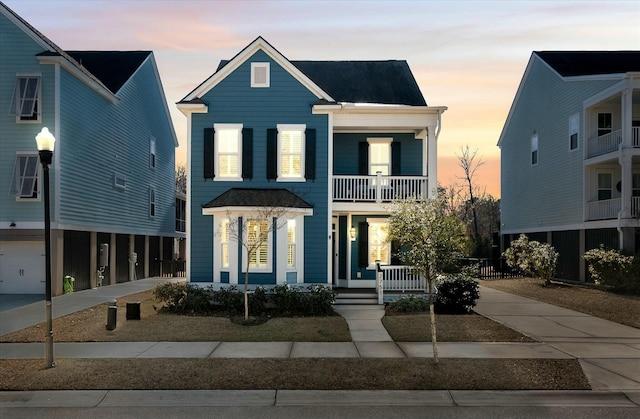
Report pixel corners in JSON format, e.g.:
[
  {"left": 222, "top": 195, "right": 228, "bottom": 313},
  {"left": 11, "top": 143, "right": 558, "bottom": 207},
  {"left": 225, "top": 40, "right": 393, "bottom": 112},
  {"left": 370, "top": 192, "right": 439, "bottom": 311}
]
[
  {"left": 586, "top": 128, "right": 640, "bottom": 159},
  {"left": 333, "top": 173, "right": 428, "bottom": 202},
  {"left": 376, "top": 263, "right": 426, "bottom": 304},
  {"left": 587, "top": 197, "right": 640, "bottom": 220}
]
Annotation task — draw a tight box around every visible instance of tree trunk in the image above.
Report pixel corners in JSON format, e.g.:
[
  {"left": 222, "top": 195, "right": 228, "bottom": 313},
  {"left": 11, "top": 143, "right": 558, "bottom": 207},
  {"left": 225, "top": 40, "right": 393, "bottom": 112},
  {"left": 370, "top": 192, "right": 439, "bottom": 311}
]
[
  {"left": 244, "top": 259, "right": 250, "bottom": 321},
  {"left": 428, "top": 276, "right": 438, "bottom": 364}
]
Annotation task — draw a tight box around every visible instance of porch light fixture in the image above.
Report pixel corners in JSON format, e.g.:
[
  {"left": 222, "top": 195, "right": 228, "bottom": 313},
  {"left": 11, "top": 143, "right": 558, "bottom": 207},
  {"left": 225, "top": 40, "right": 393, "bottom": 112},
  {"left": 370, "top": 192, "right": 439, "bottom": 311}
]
[
  {"left": 350, "top": 227, "right": 356, "bottom": 241},
  {"left": 35, "top": 127, "right": 55, "bottom": 369}
]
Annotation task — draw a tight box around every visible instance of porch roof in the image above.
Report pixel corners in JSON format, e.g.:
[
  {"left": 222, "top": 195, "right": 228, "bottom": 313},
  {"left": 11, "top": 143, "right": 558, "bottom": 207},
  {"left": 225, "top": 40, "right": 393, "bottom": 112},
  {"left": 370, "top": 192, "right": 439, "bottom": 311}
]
[
  {"left": 203, "top": 188, "right": 313, "bottom": 209},
  {"left": 536, "top": 51, "right": 640, "bottom": 77}
]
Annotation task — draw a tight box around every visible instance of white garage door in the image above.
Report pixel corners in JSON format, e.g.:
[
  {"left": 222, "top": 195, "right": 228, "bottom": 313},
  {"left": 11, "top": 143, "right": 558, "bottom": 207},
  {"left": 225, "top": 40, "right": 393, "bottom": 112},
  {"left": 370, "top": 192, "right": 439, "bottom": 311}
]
[{"left": 0, "top": 241, "right": 46, "bottom": 294}]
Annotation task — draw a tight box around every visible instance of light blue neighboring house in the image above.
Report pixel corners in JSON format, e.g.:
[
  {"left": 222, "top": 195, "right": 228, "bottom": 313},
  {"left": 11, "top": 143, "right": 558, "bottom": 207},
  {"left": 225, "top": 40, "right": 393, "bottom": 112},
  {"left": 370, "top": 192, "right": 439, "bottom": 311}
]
[
  {"left": 499, "top": 51, "right": 640, "bottom": 282},
  {"left": 0, "top": 2, "right": 181, "bottom": 295},
  {"left": 178, "top": 37, "right": 446, "bottom": 290}
]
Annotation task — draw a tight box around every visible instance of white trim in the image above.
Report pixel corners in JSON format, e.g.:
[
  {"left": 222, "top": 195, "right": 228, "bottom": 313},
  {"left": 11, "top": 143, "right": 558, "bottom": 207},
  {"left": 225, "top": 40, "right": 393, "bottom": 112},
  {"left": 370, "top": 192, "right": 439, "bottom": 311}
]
[
  {"left": 213, "top": 123, "right": 243, "bottom": 181},
  {"left": 276, "top": 124, "right": 305, "bottom": 181},
  {"left": 182, "top": 37, "right": 334, "bottom": 102},
  {"left": 327, "top": 113, "right": 334, "bottom": 286},
  {"left": 114, "top": 173, "right": 127, "bottom": 190},
  {"left": 12, "top": 73, "right": 42, "bottom": 123},
  {"left": 367, "top": 137, "right": 392, "bottom": 176},
  {"left": 54, "top": 63, "right": 61, "bottom": 223},
  {"left": 11, "top": 152, "right": 40, "bottom": 202},
  {"left": 251, "top": 62, "right": 270, "bottom": 88},
  {"left": 244, "top": 218, "right": 272, "bottom": 273},
  {"left": 185, "top": 112, "right": 193, "bottom": 281},
  {"left": 203, "top": 206, "right": 313, "bottom": 217}
]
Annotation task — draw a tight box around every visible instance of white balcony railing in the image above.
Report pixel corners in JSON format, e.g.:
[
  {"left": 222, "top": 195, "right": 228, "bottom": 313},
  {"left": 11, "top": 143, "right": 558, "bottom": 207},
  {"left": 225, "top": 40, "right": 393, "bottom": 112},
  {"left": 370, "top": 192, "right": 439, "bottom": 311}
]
[
  {"left": 333, "top": 174, "right": 428, "bottom": 202},
  {"left": 586, "top": 129, "right": 623, "bottom": 158},
  {"left": 587, "top": 198, "right": 621, "bottom": 220},
  {"left": 632, "top": 197, "right": 640, "bottom": 217},
  {"left": 633, "top": 127, "right": 640, "bottom": 147},
  {"left": 379, "top": 265, "right": 426, "bottom": 291}
]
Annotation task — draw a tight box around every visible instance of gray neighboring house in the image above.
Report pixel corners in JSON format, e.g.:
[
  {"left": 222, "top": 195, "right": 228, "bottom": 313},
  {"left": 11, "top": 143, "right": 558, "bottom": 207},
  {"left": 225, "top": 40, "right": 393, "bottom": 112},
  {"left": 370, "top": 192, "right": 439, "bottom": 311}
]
[{"left": 499, "top": 51, "right": 640, "bottom": 282}]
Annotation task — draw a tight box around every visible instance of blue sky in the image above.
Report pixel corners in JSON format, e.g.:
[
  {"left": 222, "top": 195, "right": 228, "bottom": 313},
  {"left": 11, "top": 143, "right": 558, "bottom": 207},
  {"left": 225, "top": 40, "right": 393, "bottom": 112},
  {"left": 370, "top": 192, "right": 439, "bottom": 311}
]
[{"left": 5, "top": 0, "right": 640, "bottom": 196}]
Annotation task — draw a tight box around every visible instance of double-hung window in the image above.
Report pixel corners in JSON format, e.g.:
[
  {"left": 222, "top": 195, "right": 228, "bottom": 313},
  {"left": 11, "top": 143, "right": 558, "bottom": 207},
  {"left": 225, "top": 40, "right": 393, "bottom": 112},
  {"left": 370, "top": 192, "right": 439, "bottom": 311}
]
[
  {"left": 569, "top": 114, "right": 579, "bottom": 151},
  {"left": 10, "top": 75, "right": 41, "bottom": 122},
  {"left": 149, "top": 188, "right": 156, "bottom": 217},
  {"left": 367, "top": 219, "right": 390, "bottom": 267},
  {"left": 10, "top": 153, "right": 39, "bottom": 200},
  {"left": 531, "top": 133, "right": 538, "bottom": 166},
  {"left": 150, "top": 137, "right": 156, "bottom": 168},
  {"left": 251, "top": 63, "right": 270, "bottom": 88},
  {"left": 287, "top": 220, "right": 296, "bottom": 268},
  {"left": 278, "top": 124, "right": 305, "bottom": 181},
  {"left": 597, "top": 173, "right": 612, "bottom": 201},
  {"left": 214, "top": 124, "right": 242, "bottom": 180},
  {"left": 220, "top": 219, "right": 230, "bottom": 268},
  {"left": 247, "top": 219, "right": 269, "bottom": 269},
  {"left": 598, "top": 113, "right": 612, "bottom": 137}
]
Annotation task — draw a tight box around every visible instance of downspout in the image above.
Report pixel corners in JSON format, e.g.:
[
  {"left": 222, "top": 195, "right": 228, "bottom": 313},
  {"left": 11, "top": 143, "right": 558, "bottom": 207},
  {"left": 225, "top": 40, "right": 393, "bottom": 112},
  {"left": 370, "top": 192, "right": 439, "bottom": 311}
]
[
  {"left": 617, "top": 210, "right": 624, "bottom": 250},
  {"left": 435, "top": 109, "right": 443, "bottom": 140}
]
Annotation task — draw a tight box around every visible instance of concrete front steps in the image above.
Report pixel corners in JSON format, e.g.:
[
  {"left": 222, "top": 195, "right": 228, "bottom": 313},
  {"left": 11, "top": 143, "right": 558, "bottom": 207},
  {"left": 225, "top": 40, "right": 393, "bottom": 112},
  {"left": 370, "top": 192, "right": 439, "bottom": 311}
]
[
  {"left": 332, "top": 289, "right": 391, "bottom": 341},
  {"left": 333, "top": 289, "right": 381, "bottom": 308}
]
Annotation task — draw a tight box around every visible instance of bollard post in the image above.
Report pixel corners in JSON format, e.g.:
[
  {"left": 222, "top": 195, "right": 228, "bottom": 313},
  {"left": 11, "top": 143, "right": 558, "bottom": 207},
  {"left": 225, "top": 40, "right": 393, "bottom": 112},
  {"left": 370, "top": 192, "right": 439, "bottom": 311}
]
[{"left": 106, "top": 299, "right": 117, "bottom": 330}]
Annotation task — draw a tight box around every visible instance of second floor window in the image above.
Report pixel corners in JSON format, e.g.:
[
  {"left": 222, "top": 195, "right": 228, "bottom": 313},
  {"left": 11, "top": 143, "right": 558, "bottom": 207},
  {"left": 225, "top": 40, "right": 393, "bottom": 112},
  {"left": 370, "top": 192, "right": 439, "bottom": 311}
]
[
  {"left": 149, "top": 188, "right": 156, "bottom": 217},
  {"left": 278, "top": 125, "right": 305, "bottom": 180},
  {"left": 598, "top": 173, "right": 612, "bottom": 200},
  {"left": 531, "top": 133, "right": 538, "bottom": 166},
  {"left": 10, "top": 153, "right": 39, "bottom": 200},
  {"left": 10, "top": 75, "right": 41, "bottom": 122},
  {"left": 569, "top": 114, "right": 579, "bottom": 150},
  {"left": 214, "top": 124, "right": 242, "bottom": 180},
  {"left": 598, "top": 113, "right": 612, "bottom": 137},
  {"left": 150, "top": 137, "right": 156, "bottom": 168},
  {"left": 368, "top": 139, "right": 392, "bottom": 175}
]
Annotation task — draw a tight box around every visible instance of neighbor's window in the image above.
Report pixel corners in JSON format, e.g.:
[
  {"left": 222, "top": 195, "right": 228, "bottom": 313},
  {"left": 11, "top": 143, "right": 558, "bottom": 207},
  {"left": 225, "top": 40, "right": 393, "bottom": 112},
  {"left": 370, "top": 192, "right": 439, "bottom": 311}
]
[
  {"left": 247, "top": 219, "right": 269, "bottom": 269},
  {"left": 10, "top": 153, "right": 39, "bottom": 200},
  {"left": 368, "top": 138, "right": 392, "bottom": 175},
  {"left": 149, "top": 188, "right": 156, "bottom": 217},
  {"left": 287, "top": 219, "right": 296, "bottom": 268},
  {"left": 598, "top": 113, "right": 612, "bottom": 137},
  {"left": 9, "top": 75, "right": 41, "bottom": 122},
  {"left": 150, "top": 137, "right": 156, "bottom": 168},
  {"left": 368, "top": 219, "right": 390, "bottom": 267},
  {"left": 569, "top": 114, "right": 579, "bottom": 150},
  {"left": 278, "top": 124, "right": 305, "bottom": 180},
  {"left": 220, "top": 219, "right": 229, "bottom": 268},
  {"left": 251, "top": 62, "right": 270, "bottom": 88},
  {"left": 531, "top": 133, "right": 538, "bottom": 165},
  {"left": 214, "top": 124, "right": 242, "bottom": 180},
  {"left": 597, "top": 173, "right": 612, "bottom": 201}
]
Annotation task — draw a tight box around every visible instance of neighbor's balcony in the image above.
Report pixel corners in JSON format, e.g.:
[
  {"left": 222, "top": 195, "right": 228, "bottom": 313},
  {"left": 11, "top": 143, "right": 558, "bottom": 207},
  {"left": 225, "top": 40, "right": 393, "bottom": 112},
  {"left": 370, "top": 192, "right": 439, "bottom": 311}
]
[
  {"left": 586, "top": 128, "right": 640, "bottom": 159},
  {"left": 586, "top": 197, "right": 640, "bottom": 220},
  {"left": 333, "top": 173, "right": 428, "bottom": 203}
]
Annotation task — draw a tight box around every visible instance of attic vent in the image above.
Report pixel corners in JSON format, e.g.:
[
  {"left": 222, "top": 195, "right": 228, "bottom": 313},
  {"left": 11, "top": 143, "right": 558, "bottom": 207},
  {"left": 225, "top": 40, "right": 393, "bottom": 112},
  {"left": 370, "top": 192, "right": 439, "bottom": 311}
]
[{"left": 251, "top": 62, "right": 270, "bottom": 88}]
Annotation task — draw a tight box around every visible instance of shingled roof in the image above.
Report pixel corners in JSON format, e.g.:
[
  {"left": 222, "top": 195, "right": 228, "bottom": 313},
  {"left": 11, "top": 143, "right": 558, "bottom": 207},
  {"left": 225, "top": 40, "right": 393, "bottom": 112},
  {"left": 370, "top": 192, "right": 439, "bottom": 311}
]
[
  {"left": 216, "top": 59, "right": 427, "bottom": 106},
  {"left": 536, "top": 51, "right": 640, "bottom": 77},
  {"left": 66, "top": 51, "right": 151, "bottom": 93},
  {"left": 203, "top": 188, "right": 313, "bottom": 209}
]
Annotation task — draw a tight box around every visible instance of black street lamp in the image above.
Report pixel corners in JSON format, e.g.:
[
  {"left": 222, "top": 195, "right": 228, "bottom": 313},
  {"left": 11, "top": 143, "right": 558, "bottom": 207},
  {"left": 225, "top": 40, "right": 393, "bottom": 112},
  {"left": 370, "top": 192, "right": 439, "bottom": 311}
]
[{"left": 35, "top": 127, "right": 55, "bottom": 369}]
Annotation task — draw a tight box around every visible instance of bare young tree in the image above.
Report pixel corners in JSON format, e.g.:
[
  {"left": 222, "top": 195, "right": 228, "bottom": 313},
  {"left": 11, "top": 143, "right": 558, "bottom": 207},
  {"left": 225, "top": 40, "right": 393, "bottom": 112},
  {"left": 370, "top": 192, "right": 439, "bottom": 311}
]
[
  {"left": 175, "top": 165, "right": 187, "bottom": 194},
  {"left": 220, "top": 205, "right": 300, "bottom": 321},
  {"left": 457, "top": 145, "right": 484, "bottom": 243}
]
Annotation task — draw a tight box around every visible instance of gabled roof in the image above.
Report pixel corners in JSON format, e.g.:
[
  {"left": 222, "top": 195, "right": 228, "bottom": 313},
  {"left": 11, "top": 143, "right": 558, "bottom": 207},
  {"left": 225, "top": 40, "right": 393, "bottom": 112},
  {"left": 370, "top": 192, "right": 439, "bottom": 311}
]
[
  {"left": 180, "top": 36, "right": 427, "bottom": 106},
  {"left": 66, "top": 51, "right": 151, "bottom": 93},
  {"left": 215, "top": 59, "right": 426, "bottom": 106},
  {"left": 203, "top": 188, "right": 313, "bottom": 209},
  {"left": 535, "top": 51, "right": 640, "bottom": 77}
]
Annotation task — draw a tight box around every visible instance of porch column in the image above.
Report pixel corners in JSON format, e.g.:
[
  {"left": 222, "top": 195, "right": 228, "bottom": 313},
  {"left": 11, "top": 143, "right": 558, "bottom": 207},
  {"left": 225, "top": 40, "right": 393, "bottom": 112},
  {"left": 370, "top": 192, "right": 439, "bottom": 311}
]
[
  {"left": 620, "top": 153, "right": 632, "bottom": 218},
  {"left": 426, "top": 126, "right": 437, "bottom": 199},
  {"left": 622, "top": 87, "right": 633, "bottom": 147}
]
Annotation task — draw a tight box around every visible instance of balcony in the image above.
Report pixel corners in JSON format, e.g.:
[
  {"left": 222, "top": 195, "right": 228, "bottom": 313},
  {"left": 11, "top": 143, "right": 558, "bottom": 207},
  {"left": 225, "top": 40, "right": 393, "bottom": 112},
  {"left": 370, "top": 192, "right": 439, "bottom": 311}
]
[
  {"left": 333, "top": 174, "right": 428, "bottom": 203},
  {"left": 586, "top": 197, "right": 640, "bottom": 220},
  {"left": 586, "top": 128, "right": 640, "bottom": 159}
]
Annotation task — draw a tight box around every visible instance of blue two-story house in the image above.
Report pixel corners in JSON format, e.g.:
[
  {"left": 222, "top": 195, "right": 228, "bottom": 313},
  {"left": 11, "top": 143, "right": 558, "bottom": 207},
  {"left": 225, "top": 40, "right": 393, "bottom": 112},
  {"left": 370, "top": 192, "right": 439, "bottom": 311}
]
[
  {"left": 178, "top": 37, "right": 446, "bottom": 289},
  {"left": 0, "top": 2, "right": 180, "bottom": 295}
]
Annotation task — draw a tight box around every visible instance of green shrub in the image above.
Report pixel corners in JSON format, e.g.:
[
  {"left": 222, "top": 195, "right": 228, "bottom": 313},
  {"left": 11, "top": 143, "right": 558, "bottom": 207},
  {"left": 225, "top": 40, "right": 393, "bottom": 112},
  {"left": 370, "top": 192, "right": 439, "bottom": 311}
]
[
  {"left": 153, "top": 282, "right": 214, "bottom": 314},
  {"left": 388, "top": 294, "right": 429, "bottom": 312},
  {"left": 503, "top": 234, "right": 558, "bottom": 285},
  {"left": 271, "top": 284, "right": 335, "bottom": 316},
  {"left": 434, "top": 271, "right": 480, "bottom": 314},
  {"left": 583, "top": 246, "right": 640, "bottom": 294}
]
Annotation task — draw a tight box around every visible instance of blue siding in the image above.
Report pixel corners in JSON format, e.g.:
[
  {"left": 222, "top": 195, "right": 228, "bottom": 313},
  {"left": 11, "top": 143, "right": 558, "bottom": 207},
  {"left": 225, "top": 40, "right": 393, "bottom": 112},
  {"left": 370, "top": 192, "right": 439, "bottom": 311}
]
[
  {"left": 57, "top": 56, "right": 176, "bottom": 235},
  {"left": 333, "top": 133, "right": 421, "bottom": 175},
  {"left": 189, "top": 50, "right": 329, "bottom": 284},
  {"left": 0, "top": 12, "right": 56, "bottom": 223}
]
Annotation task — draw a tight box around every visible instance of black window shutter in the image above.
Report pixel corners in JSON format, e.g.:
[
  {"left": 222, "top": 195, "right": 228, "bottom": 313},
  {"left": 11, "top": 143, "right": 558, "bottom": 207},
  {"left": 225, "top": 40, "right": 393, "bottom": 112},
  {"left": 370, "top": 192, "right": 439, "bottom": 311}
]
[
  {"left": 391, "top": 241, "right": 401, "bottom": 265},
  {"left": 203, "top": 127, "right": 214, "bottom": 179},
  {"left": 305, "top": 128, "right": 316, "bottom": 180},
  {"left": 391, "top": 141, "right": 401, "bottom": 175},
  {"left": 358, "top": 221, "right": 369, "bottom": 268},
  {"left": 242, "top": 128, "right": 253, "bottom": 179},
  {"left": 358, "top": 142, "right": 369, "bottom": 175},
  {"left": 266, "top": 128, "right": 277, "bottom": 180}
]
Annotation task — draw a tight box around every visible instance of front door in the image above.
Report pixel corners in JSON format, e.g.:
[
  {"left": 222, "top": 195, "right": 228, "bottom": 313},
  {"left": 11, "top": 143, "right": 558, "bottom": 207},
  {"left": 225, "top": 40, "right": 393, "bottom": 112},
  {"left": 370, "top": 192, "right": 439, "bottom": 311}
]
[{"left": 332, "top": 218, "right": 338, "bottom": 286}]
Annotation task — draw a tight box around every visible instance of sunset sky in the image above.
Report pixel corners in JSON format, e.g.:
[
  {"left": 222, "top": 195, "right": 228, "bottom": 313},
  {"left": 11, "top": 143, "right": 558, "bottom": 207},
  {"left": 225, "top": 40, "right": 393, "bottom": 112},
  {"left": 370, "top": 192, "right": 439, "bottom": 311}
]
[{"left": 6, "top": 0, "right": 640, "bottom": 197}]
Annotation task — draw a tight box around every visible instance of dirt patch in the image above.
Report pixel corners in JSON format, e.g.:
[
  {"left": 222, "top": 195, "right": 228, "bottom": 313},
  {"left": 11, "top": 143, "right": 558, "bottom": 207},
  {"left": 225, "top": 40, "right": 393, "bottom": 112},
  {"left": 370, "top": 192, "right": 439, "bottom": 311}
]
[
  {"left": 481, "top": 277, "right": 640, "bottom": 329},
  {"left": 0, "top": 358, "right": 589, "bottom": 391}
]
